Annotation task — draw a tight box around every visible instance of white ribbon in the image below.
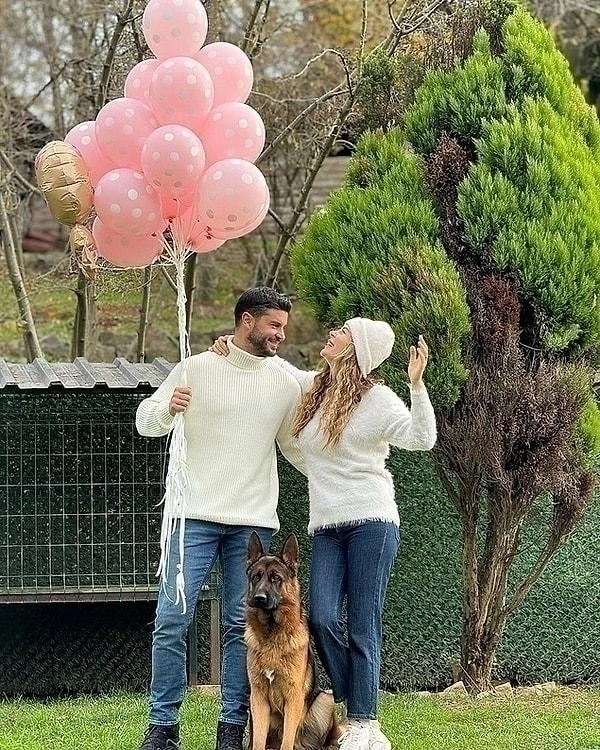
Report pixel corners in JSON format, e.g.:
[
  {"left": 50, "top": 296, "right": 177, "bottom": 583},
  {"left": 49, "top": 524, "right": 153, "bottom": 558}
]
[{"left": 156, "top": 226, "right": 192, "bottom": 614}]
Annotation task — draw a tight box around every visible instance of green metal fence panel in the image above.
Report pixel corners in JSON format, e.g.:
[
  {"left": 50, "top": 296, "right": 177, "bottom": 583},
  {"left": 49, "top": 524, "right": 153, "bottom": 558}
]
[
  {"left": 0, "top": 389, "right": 164, "bottom": 600},
  {"left": 0, "top": 363, "right": 221, "bottom": 695}
]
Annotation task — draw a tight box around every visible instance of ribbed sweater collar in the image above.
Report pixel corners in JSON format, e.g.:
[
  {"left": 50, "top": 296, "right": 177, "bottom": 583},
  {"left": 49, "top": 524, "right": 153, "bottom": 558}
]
[{"left": 226, "top": 338, "right": 268, "bottom": 370}]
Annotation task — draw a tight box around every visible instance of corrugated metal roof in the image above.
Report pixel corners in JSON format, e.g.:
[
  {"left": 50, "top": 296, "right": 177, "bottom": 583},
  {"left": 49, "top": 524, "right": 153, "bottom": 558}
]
[{"left": 0, "top": 357, "right": 175, "bottom": 390}]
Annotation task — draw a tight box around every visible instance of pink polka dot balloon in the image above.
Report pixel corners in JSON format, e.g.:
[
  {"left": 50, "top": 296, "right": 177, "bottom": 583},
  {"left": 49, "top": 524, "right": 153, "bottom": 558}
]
[
  {"left": 94, "top": 168, "right": 163, "bottom": 237},
  {"left": 69, "top": 6, "right": 271, "bottom": 266},
  {"left": 198, "top": 102, "right": 265, "bottom": 166},
  {"left": 169, "top": 202, "right": 202, "bottom": 244},
  {"left": 169, "top": 204, "right": 225, "bottom": 254},
  {"left": 141, "top": 124, "right": 205, "bottom": 199},
  {"left": 95, "top": 98, "right": 158, "bottom": 170},
  {"left": 142, "top": 0, "right": 208, "bottom": 61},
  {"left": 194, "top": 158, "right": 270, "bottom": 240},
  {"left": 149, "top": 56, "right": 214, "bottom": 131},
  {"left": 190, "top": 234, "right": 226, "bottom": 254},
  {"left": 160, "top": 192, "right": 195, "bottom": 220},
  {"left": 195, "top": 42, "right": 253, "bottom": 106},
  {"left": 189, "top": 225, "right": 226, "bottom": 254},
  {"left": 124, "top": 59, "right": 160, "bottom": 109},
  {"left": 92, "top": 217, "right": 163, "bottom": 268},
  {"left": 65, "top": 120, "right": 116, "bottom": 186}
]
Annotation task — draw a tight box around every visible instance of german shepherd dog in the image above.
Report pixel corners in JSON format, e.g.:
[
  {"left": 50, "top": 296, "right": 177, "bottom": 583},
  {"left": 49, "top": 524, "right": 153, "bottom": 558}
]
[{"left": 245, "top": 532, "right": 343, "bottom": 750}]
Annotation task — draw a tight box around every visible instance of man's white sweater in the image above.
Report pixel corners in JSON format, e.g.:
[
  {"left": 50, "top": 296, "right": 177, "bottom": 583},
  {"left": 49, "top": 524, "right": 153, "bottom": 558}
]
[{"left": 136, "top": 342, "right": 302, "bottom": 531}]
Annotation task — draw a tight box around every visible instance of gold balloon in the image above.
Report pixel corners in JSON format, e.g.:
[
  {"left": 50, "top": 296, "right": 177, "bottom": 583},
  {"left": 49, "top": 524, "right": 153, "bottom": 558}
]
[
  {"left": 68, "top": 224, "right": 98, "bottom": 281},
  {"left": 35, "top": 140, "right": 94, "bottom": 227}
]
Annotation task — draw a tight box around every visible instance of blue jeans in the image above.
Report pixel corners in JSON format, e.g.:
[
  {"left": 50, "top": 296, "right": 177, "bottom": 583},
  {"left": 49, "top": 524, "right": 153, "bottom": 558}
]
[
  {"left": 308, "top": 521, "right": 400, "bottom": 720},
  {"left": 149, "top": 520, "right": 273, "bottom": 727}
]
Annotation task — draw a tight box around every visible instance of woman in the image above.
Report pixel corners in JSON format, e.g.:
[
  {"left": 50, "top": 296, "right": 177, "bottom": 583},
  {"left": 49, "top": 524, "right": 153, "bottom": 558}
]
[{"left": 212, "top": 318, "right": 436, "bottom": 750}]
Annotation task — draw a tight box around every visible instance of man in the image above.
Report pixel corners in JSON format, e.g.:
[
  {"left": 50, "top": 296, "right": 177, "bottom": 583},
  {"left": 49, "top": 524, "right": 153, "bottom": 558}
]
[{"left": 135, "top": 287, "right": 303, "bottom": 750}]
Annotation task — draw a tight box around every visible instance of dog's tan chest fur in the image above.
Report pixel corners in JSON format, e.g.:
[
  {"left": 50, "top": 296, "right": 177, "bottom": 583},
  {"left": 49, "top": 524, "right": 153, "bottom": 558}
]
[
  {"left": 260, "top": 669, "right": 293, "bottom": 715},
  {"left": 248, "top": 628, "right": 310, "bottom": 708},
  {"left": 248, "top": 633, "right": 309, "bottom": 679}
]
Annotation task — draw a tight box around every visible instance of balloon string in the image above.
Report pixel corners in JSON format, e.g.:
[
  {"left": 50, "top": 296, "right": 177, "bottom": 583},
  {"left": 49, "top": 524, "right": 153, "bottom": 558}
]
[
  {"left": 156, "top": 413, "right": 189, "bottom": 615},
  {"left": 175, "top": 251, "right": 190, "bottom": 367},
  {"left": 157, "top": 234, "right": 191, "bottom": 614}
]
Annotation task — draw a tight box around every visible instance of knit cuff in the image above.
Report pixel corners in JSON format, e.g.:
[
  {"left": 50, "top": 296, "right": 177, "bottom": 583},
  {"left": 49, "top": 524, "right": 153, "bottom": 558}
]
[
  {"left": 409, "top": 383, "right": 428, "bottom": 397},
  {"left": 155, "top": 402, "right": 175, "bottom": 431}
]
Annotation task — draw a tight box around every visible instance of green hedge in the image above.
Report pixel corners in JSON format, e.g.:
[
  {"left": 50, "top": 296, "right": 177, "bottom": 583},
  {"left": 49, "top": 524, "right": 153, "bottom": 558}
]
[{"left": 279, "top": 452, "right": 600, "bottom": 691}]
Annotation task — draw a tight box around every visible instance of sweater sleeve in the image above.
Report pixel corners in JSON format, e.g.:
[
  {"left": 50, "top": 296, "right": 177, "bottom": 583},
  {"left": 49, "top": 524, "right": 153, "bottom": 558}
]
[
  {"left": 135, "top": 362, "right": 184, "bottom": 437},
  {"left": 378, "top": 385, "right": 437, "bottom": 451},
  {"left": 272, "top": 355, "right": 317, "bottom": 392},
  {"left": 276, "top": 404, "right": 307, "bottom": 476}
]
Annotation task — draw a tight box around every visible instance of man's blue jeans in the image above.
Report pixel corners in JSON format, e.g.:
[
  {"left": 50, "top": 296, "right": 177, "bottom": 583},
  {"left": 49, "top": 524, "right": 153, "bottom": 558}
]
[
  {"left": 308, "top": 521, "right": 400, "bottom": 720},
  {"left": 149, "top": 520, "right": 273, "bottom": 727}
]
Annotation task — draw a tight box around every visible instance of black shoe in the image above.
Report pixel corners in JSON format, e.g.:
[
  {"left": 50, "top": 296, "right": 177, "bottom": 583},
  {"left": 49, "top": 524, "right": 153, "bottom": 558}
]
[
  {"left": 215, "top": 721, "right": 245, "bottom": 750},
  {"left": 140, "top": 724, "right": 181, "bottom": 750}
]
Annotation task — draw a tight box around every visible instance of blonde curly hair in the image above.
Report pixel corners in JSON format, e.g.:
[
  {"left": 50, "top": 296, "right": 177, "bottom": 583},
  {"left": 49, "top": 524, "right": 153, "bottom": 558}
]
[{"left": 291, "top": 342, "right": 375, "bottom": 449}]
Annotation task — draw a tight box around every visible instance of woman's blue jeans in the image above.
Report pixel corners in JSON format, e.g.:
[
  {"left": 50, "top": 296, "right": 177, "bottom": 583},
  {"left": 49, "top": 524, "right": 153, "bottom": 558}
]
[
  {"left": 308, "top": 521, "right": 400, "bottom": 720},
  {"left": 149, "top": 520, "right": 272, "bottom": 727}
]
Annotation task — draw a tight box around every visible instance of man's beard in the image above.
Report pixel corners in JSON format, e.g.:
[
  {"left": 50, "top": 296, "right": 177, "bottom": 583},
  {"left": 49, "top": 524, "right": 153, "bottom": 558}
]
[{"left": 248, "top": 329, "right": 279, "bottom": 357}]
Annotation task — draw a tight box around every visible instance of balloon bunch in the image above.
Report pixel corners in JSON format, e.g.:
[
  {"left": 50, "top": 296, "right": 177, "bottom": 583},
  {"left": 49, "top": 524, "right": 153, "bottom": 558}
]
[
  {"left": 34, "top": 0, "right": 272, "bottom": 612},
  {"left": 36, "top": 0, "right": 269, "bottom": 273}
]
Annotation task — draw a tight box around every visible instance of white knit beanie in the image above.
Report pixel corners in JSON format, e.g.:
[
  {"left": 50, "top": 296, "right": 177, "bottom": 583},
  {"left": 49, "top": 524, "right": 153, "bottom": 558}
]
[{"left": 345, "top": 317, "right": 395, "bottom": 377}]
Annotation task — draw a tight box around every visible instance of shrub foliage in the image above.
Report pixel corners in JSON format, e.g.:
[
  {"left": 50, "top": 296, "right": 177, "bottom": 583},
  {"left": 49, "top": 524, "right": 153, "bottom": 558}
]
[{"left": 291, "top": 3, "right": 600, "bottom": 690}]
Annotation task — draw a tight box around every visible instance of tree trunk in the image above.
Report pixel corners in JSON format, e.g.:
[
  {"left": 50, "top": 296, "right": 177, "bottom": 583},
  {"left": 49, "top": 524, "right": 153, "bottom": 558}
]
[
  {"left": 41, "top": 1, "right": 65, "bottom": 136},
  {"left": 460, "top": 492, "right": 518, "bottom": 693},
  {"left": 184, "top": 253, "right": 197, "bottom": 338},
  {"left": 198, "top": 253, "right": 216, "bottom": 304},
  {"left": 459, "top": 510, "right": 489, "bottom": 691},
  {"left": 71, "top": 269, "right": 100, "bottom": 360},
  {"left": 136, "top": 266, "right": 152, "bottom": 362},
  {"left": 461, "top": 620, "right": 504, "bottom": 692},
  {"left": 204, "top": 0, "right": 221, "bottom": 44},
  {"left": 0, "top": 193, "right": 42, "bottom": 361}
]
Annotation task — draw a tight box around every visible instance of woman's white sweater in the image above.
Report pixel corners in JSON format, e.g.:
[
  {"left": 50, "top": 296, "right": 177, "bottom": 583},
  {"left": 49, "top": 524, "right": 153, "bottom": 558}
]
[{"left": 274, "top": 358, "right": 437, "bottom": 533}]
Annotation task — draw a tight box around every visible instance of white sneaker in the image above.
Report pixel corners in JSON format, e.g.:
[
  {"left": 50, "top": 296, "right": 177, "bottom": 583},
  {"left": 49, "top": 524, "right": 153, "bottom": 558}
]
[
  {"left": 337, "top": 719, "right": 371, "bottom": 750},
  {"left": 369, "top": 720, "right": 391, "bottom": 750}
]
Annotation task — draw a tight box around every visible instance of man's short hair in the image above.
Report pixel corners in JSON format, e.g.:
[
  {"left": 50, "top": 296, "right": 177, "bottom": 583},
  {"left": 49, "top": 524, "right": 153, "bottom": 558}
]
[{"left": 234, "top": 287, "right": 292, "bottom": 326}]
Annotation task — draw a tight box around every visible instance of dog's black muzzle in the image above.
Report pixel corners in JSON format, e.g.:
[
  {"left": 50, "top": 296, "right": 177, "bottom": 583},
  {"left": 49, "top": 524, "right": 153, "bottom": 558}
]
[{"left": 249, "top": 590, "right": 279, "bottom": 611}]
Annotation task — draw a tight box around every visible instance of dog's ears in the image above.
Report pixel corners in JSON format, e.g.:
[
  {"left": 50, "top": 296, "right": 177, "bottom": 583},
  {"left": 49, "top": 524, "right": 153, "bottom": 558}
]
[
  {"left": 280, "top": 533, "right": 299, "bottom": 574},
  {"left": 247, "top": 531, "right": 264, "bottom": 568}
]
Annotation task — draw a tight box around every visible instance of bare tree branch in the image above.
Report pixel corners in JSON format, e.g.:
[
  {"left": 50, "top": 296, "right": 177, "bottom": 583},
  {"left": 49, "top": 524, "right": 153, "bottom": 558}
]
[
  {"left": 256, "top": 85, "right": 349, "bottom": 165},
  {"left": 96, "top": 0, "right": 135, "bottom": 111},
  {"left": 383, "top": 0, "right": 448, "bottom": 53},
  {"left": 0, "top": 149, "right": 42, "bottom": 196},
  {"left": 241, "top": 0, "right": 271, "bottom": 57},
  {"left": 263, "top": 1, "right": 369, "bottom": 286},
  {"left": 0, "top": 188, "right": 43, "bottom": 361}
]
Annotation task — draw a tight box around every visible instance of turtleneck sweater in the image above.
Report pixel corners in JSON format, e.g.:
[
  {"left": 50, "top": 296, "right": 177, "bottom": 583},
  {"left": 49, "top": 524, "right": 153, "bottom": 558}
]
[{"left": 135, "top": 342, "right": 302, "bottom": 530}]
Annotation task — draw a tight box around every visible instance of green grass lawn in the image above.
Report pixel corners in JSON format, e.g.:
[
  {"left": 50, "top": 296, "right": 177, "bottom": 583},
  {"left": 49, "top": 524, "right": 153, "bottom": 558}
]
[{"left": 2, "top": 687, "right": 600, "bottom": 750}]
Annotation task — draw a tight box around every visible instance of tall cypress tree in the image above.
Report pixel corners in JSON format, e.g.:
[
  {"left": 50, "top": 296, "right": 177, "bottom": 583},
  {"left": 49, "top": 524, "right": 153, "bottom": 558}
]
[{"left": 292, "top": 3, "right": 600, "bottom": 691}]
